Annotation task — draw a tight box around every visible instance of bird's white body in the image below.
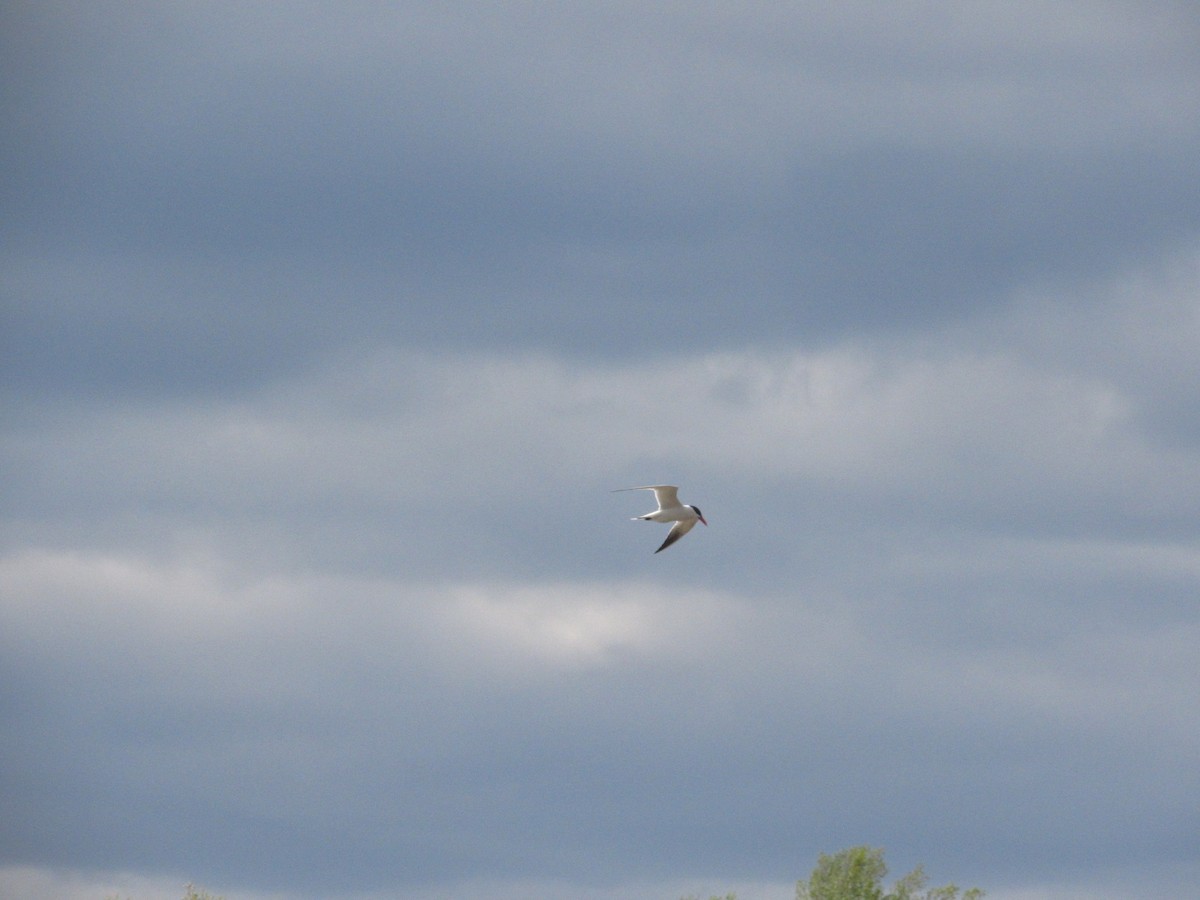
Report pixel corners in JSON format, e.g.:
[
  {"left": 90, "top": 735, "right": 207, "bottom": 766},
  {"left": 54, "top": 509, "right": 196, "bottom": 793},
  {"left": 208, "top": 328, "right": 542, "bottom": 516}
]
[{"left": 612, "top": 484, "right": 707, "bottom": 553}]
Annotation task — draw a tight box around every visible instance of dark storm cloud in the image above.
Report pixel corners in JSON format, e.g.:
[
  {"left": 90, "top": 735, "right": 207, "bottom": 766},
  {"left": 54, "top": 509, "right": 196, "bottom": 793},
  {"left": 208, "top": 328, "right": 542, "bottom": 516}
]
[{"left": 5, "top": 2, "right": 1199, "bottom": 397}]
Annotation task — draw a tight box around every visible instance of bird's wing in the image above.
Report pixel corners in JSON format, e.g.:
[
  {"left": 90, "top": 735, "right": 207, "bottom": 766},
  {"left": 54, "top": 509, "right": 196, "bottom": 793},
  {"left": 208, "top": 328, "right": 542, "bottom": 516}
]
[
  {"left": 650, "top": 485, "right": 680, "bottom": 509},
  {"left": 611, "top": 485, "right": 679, "bottom": 510},
  {"left": 654, "top": 518, "right": 697, "bottom": 553}
]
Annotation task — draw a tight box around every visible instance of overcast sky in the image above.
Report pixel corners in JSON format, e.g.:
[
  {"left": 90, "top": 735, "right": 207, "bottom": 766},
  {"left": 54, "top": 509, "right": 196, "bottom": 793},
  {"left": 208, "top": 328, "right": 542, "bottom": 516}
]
[{"left": 3, "top": 3, "right": 1199, "bottom": 899}]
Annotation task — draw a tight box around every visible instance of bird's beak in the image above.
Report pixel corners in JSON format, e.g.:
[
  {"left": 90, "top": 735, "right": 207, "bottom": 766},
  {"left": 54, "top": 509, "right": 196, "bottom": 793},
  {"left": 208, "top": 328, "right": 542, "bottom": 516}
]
[{"left": 699, "top": 514, "right": 708, "bottom": 526}]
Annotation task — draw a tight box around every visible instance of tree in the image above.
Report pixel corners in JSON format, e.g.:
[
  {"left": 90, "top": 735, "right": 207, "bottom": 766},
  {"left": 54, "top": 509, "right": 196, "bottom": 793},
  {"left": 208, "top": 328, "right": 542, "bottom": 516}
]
[{"left": 795, "top": 846, "right": 983, "bottom": 900}]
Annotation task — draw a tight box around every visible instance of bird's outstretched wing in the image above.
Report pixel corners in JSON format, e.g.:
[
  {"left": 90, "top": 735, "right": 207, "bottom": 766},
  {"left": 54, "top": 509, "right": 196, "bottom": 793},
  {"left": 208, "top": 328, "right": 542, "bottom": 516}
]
[
  {"left": 612, "top": 485, "right": 680, "bottom": 511},
  {"left": 654, "top": 518, "right": 697, "bottom": 553}
]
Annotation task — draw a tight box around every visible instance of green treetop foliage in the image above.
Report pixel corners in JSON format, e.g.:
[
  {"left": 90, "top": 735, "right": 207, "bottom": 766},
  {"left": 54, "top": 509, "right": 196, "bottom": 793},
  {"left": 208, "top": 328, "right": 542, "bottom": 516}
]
[
  {"left": 111, "top": 849, "right": 979, "bottom": 900},
  {"left": 795, "top": 846, "right": 984, "bottom": 900}
]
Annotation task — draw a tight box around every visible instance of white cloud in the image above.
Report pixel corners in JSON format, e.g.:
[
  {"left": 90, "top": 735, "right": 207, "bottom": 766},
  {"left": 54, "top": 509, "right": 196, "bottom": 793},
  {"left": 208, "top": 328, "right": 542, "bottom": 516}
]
[
  {"left": 0, "top": 865, "right": 799, "bottom": 900},
  {"left": 16, "top": 245, "right": 1199, "bottom": 540},
  {"left": 442, "top": 581, "right": 731, "bottom": 669},
  {"left": 0, "top": 549, "right": 732, "bottom": 694},
  {"left": 0, "top": 867, "right": 229, "bottom": 900}
]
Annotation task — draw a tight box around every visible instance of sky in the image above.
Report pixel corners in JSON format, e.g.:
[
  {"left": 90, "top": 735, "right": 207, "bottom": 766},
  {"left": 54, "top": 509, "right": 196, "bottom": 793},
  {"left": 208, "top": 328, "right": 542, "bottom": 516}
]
[{"left": 2, "top": 3, "right": 1199, "bottom": 899}]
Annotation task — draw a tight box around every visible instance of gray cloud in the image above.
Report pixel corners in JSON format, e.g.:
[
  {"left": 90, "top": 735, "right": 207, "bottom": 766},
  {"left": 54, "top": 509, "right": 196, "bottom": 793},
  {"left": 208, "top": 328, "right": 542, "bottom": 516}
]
[
  {"left": 3, "top": 3, "right": 1199, "bottom": 899},
  {"left": 6, "top": 2, "right": 1199, "bottom": 396},
  {"left": 6, "top": 251, "right": 1199, "bottom": 896}
]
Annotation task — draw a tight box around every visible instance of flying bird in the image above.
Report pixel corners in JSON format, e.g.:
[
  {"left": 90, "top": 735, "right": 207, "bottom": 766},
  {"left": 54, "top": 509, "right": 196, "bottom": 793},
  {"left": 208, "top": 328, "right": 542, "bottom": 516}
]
[{"left": 612, "top": 484, "right": 707, "bottom": 553}]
